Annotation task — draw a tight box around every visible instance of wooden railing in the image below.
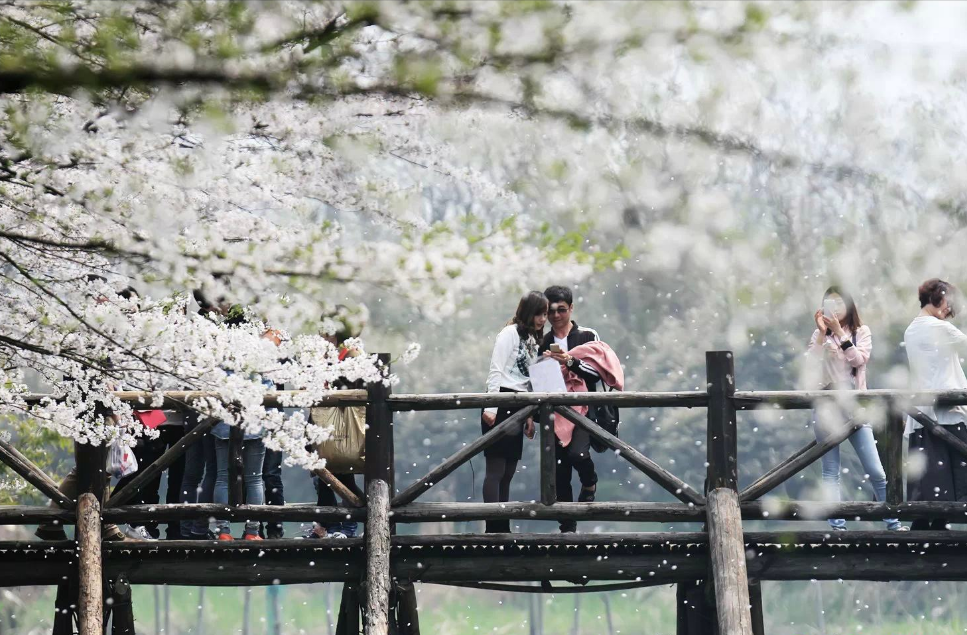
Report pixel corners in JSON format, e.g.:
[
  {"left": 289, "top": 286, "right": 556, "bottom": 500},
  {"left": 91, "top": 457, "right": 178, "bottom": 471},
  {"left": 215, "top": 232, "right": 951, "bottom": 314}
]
[{"left": 6, "top": 351, "right": 967, "bottom": 635}]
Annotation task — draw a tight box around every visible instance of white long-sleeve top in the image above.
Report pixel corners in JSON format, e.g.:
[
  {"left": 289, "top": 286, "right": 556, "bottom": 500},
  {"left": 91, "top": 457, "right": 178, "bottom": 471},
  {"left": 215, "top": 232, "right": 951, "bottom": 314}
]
[
  {"left": 485, "top": 324, "right": 538, "bottom": 414},
  {"left": 904, "top": 315, "right": 967, "bottom": 434}
]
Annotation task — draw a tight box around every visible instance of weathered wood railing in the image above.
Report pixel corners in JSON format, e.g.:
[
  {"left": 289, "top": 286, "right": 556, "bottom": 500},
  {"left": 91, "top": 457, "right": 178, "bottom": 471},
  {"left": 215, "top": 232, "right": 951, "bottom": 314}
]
[{"left": 6, "top": 351, "right": 967, "bottom": 635}]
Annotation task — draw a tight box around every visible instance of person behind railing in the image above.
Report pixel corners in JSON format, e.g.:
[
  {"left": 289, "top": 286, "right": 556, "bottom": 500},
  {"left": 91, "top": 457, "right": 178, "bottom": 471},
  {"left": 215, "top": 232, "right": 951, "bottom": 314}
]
[
  {"left": 210, "top": 310, "right": 270, "bottom": 541},
  {"left": 177, "top": 290, "right": 228, "bottom": 539},
  {"left": 806, "top": 286, "right": 905, "bottom": 531},
  {"left": 301, "top": 310, "right": 366, "bottom": 539},
  {"left": 538, "top": 285, "right": 603, "bottom": 533},
  {"left": 480, "top": 291, "right": 544, "bottom": 533},
  {"left": 904, "top": 278, "right": 967, "bottom": 531}
]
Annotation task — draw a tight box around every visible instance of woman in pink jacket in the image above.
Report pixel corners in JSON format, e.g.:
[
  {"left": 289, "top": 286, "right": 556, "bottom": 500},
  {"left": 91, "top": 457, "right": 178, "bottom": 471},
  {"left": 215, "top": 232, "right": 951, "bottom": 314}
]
[{"left": 807, "top": 286, "right": 904, "bottom": 531}]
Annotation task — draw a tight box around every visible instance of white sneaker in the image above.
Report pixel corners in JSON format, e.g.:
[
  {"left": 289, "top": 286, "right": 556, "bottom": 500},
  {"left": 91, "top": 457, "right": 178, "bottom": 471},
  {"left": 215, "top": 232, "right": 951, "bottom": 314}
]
[
  {"left": 297, "top": 523, "right": 327, "bottom": 540},
  {"left": 121, "top": 525, "right": 156, "bottom": 541},
  {"left": 328, "top": 531, "right": 348, "bottom": 539}
]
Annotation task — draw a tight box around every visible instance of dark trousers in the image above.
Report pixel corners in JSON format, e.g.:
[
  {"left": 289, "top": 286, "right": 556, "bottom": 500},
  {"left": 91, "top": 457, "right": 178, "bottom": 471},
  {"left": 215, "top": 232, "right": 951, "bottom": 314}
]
[
  {"left": 179, "top": 417, "right": 217, "bottom": 537},
  {"left": 556, "top": 425, "right": 597, "bottom": 533},
  {"left": 113, "top": 425, "right": 186, "bottom": 538},
  {"left": 262, "top": 449, "right": 285, "bottom": 538},
  {"left": 316, "top": 472, "right": 363, "bottom": 536}
]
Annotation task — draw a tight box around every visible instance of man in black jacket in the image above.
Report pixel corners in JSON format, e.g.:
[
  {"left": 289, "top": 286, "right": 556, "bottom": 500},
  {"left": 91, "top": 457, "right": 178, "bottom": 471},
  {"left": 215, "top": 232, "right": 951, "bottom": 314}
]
[{"left": 539, "top": 285, "right": 600, "bottom": 533}]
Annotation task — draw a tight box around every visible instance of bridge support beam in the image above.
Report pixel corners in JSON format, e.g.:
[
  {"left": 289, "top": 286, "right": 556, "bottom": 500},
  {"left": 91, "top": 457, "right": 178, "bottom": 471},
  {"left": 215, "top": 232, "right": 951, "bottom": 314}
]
[
  {"left": 77, "top": 493, "right": 103, "bottom": 635},
  {"left": 706, "top": 351, "right": 753, "bottom": 635}
]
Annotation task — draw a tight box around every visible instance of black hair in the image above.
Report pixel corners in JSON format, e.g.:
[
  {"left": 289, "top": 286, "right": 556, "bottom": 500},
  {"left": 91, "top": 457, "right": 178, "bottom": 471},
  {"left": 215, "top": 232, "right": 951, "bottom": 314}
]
[
  {"left": 919, "top": 278, "right": 959, "bottom": 318},
  {"left": 510, "top": 291, "right": 548, "bottom": 341},
  {"left": 823, "top": 286, "right": 863, "bottom": 335},
  {"left": 544, "top": 285, "right": 573, "bottom": 306}
]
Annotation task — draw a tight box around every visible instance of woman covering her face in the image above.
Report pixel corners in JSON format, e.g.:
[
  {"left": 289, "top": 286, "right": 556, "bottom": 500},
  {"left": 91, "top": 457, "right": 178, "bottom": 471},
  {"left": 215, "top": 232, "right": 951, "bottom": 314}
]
[{"left": 808, "top": 286, "right": 904, "bottom": 531}]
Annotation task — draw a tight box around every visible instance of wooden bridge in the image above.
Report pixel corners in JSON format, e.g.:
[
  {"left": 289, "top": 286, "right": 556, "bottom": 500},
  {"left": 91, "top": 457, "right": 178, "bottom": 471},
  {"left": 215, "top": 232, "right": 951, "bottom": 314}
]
[{"left": 4, "top": 351, "right": 967, "bottom": 635}]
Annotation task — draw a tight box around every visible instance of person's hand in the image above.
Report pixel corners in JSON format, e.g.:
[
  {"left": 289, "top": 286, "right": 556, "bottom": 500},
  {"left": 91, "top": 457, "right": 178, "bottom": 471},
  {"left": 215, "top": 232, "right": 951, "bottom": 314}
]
[
  {"left": 814, "top": 310, "right": 826, "bottom": 333},
  {"left": 482, "top": 411, "right": 497, "bottom": 427},
  {"left": 524, "top": 417, "right": 535, "bottom": 439},
  {"left": 546, "top": 350, "right": 570, "bottom": 364},
  {"left": 822, "top": 339, "right": 839, "bottom": 353},
  {"left": 823, "top": 315, "right": 846, "bottom": 338}
]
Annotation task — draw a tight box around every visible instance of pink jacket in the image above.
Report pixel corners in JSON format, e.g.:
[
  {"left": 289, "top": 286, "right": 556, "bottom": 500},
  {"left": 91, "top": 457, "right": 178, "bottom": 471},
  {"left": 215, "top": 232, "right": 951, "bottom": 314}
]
[
  {"left": 556, "top": 341, "right": 625, "bottom": 446},
  {"left": 807, "top": 325, "right": 872, "bottom": 390}
]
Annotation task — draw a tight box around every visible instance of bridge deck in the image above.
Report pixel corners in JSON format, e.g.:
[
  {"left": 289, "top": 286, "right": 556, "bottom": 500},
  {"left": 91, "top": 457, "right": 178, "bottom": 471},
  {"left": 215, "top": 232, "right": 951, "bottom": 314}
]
[{"left": 2, "top": 531, "right": 963, "bottom": 587}]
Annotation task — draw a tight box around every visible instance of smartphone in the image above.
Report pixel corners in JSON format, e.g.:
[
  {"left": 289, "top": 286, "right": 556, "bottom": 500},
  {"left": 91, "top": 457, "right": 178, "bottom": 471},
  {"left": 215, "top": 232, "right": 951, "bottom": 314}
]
[
  {"left": 549, "top": 343, "right": 563, "bottom": 353},
  {"left": 822, "top": 299, "right": 836, "bottom": 319}
]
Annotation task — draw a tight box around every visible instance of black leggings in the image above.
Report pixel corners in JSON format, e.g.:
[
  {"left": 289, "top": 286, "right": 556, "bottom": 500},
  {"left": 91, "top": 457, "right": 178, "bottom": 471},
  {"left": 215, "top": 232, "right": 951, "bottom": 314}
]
[{"left": 483, "top": 455, "right": 518, "bottom": 533}]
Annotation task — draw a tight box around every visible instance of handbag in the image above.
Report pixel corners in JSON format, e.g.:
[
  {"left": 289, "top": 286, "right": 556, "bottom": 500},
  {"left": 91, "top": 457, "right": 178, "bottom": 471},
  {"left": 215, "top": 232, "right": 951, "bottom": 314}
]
[{"left": 311, "top": 406, "right": 366, "bottom": 472}]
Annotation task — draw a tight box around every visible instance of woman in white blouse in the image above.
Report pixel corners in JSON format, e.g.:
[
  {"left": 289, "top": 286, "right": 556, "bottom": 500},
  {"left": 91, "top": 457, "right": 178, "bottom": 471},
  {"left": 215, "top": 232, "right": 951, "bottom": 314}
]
[
  {"left": 904, "top": 278, "right": 967, "bottom": 530},
  {"left": 480, "top": 291, "right": 547, "bottom": 533}
]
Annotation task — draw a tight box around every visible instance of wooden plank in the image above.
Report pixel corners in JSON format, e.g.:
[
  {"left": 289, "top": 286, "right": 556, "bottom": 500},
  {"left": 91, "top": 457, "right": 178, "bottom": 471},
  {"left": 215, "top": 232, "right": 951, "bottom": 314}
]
[
  {"left": 106, "top": 416, "right": 218, "bottom": 507},
  {"left": 739, "top": 420, "right": 864, "bottom": 502},
  {"left": 707, "top": 489, "right": 753, "bottom": 635},
  {"left": 0, "top": 505, "right": 74, "bottom": 524},
  {"left": 364, "top": 479, "right": 391, "bottom": 635},
  {"left": 0, "top": 437, "right": 74, "bottom": 508},
  {"left": 391, "top": 501, "right": 703, "bottom": 523},
  {"left": 365, "top": 354, "right": 394, "bottom": 492},
  {"left": 539, "top": 403, "right": 556, "bottom": 506},
  {"left": 391, "top": 405, "right": 537, "bottom": 507},
  {"left": 555, "top": 406, "right": 704, "bottom": 506},
  {"left": 22, "top": 389, "right": 369, "bottom": 408},
  {"left": 77, "top": 493, "right": 103, "bottom": 635},
  {"left": 427, "top": 580, "right": 669, "bottom": 594},
  {"left": 99, "top": 503, "right": 365, "bottom": 524},
  {"left": 733, "top": 388, "right": 967, "bottom": 411},
  {"left": 387, "top": 391, "right": 708, "bottom": 411},
  {"left": 313, "top": 468, "right": 364, "bottom": 508}
]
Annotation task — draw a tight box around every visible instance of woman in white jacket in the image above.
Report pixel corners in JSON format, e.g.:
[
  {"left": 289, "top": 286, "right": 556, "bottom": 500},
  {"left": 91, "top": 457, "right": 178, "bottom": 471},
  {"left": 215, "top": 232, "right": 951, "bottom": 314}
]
[
  {"left": 480, "top": 291, "right": 546, "bottom": 533},
  {"left": 808, "top": 286, "right": 903, "bottom": 531},
  {"left": 904, "top": 278, "right": 967, "bottom": 530}
]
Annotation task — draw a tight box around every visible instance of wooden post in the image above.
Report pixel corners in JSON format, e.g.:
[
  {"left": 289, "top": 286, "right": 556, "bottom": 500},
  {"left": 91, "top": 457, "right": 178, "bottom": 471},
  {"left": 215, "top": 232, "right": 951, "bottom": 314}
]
[
  {"left": 75, "top": 441, "right": 108, "bottom": 502},
  {"left": 539, "top": 403, "right": 556, "bottom": 506},
  {"left": 365, "top": 354, "right": 393, "bottom": 635},
  {"left": 110, "top": 575, "right": 135, "bottom": 635},
  {"left": 395, "top": 581, "right": 421, "bottom": 635},
  {"left": 705, "top": 351, "right": 753, "bottom": 635},
  {"left": 336, "top": 584, "right": 361, "bottom": 635},
  {"left": 881, "top": 402, "right": 904, "bottom": 505},
  {"left": 748, "top": 580, "right": 765, "bottom": 635},
  {"left": 229, "top": 425, "right": 244, "bottom": 505},
  {"left": 77, "top": 493, "right": 103, "bottom": 635},
  {"left": 365, "top": 479, "right": 391, "bottom": 634}
]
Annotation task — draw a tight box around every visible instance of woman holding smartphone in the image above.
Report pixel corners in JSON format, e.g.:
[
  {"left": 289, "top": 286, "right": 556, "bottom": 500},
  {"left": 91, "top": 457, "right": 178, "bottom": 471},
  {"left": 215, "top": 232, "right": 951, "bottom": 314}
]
[
  {"left": 481, "top": 291, "right": 546, "bottom": 533},
  {"left": 808, "top": 286, "right": 905, "bottom": 531}
]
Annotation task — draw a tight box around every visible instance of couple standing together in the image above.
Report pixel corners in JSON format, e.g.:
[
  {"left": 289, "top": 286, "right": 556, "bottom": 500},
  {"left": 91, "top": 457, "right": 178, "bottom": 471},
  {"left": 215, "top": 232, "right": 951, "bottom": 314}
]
[{"left": 482, "top": 286, "right": 623, "bottom": 534}]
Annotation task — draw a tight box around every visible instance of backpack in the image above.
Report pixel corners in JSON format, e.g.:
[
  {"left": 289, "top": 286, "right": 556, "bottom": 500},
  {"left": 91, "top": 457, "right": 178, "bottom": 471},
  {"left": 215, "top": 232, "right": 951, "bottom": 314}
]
[{"left": 590, "top": 384, "right": 620, "bottom": 453}]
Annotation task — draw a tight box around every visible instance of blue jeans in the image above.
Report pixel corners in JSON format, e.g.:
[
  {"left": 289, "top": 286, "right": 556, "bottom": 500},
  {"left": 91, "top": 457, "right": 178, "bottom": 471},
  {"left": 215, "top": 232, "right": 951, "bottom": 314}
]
[
  {"left": 813, "top": 422, "right": 899, "bottom": 529},
  {"left": 179, "top": 417, "right": 217, "bottom": 537},
  {"left": 213, "top": 438, "right": 266, "bottom": 536},
  {"left": 262, "top": 449, "right": 285, "bottom": 538}
]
